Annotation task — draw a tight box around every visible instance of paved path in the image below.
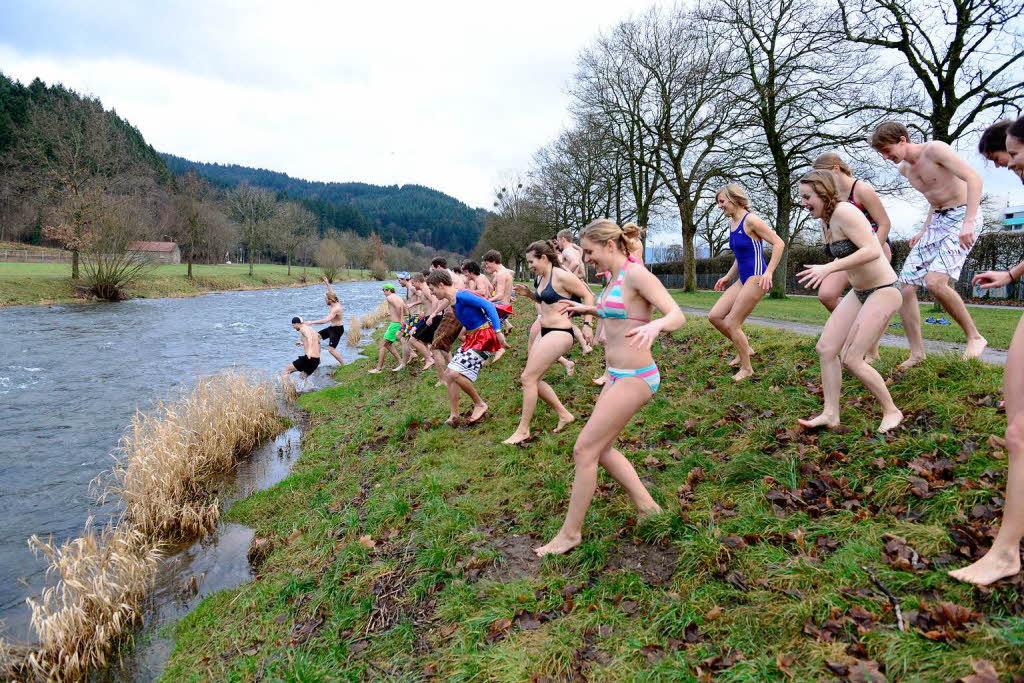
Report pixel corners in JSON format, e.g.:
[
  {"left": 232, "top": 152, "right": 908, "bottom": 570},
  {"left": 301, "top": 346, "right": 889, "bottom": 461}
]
[{"left": 678, "top": 305, "right": 1009, "bottom": 367}]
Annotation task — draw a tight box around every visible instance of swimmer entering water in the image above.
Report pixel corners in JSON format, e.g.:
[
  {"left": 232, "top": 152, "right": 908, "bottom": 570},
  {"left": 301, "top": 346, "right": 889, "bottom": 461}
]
[{"left": 282, "top": 316, "right": 321, "bottom": 389}]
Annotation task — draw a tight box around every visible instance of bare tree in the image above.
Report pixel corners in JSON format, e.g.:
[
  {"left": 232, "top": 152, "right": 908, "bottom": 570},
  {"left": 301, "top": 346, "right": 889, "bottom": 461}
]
[
  {"left": 315, "top": 237, "right": 347, "bottom": 282},
  {"left": 838, "top": 0, "right": 1024, "bottom": 142},
  {"left": 226, "top": 183, "right": 277, "bottom": 276},
  {"left": 273, "top": 201, "right": 317, "bottom": 276},
  {"left": 172, "top": 171, "right": 219, "bottom": 279},
  {"left": 704, "top": 0, "right": 875, "bottom": 296}
]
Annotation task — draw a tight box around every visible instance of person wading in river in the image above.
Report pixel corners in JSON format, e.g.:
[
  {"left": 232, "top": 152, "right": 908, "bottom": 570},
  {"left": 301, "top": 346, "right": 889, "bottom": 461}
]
[
  {"left": 304, "top": 277, "right": 345, "bottom": 366},
  {"left": 282, "top": 316, "right": 321, "bottom": 387}
]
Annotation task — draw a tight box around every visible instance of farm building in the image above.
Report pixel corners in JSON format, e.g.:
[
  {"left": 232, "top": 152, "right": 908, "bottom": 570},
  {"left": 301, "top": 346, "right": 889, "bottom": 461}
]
[{"left": 128, "top": 241, "right": 180, "bottom": 264}]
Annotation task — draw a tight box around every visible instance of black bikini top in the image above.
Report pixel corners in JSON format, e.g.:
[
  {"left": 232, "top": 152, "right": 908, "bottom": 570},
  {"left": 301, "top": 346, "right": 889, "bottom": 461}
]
[
  {"left": 535, "top": 268, "right": 580, "bottom": 305},
  {"left": 824, "top": 239, "right": 858, "bottom": 259}
]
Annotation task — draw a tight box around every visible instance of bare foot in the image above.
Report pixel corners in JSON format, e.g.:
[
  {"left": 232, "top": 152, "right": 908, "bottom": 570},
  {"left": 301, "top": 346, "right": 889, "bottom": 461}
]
[
  {"left": 564, "top": 360, "right": 575, "bottom": 377},
  {"left": 593, "top": 374, "right": 608, "bottom": 386},
  {"left": 445, "top": 415, "right": 459, "bottom": 426},
  {"left": 638, "top": 502, "right": 663, "bottom": 519},
  {"left": 434, "top": 380, "right": 446, "bottom": 388},
  {"left": 368, "top": 368, "right": 382, "bottom": 374},
  {"left": 866, "top": 346, "right": 881, "bottom": 363},
  {"left": 948, "top": 548, "right": 1022, "bottom": 586},
  {"left": 897, "top": 354, "right": 925, "bottom": 370},
  {"left": 732, "top": 367, "right": 754, "bottom": 382},
  {"left": 798, "top": 413, "right": 840, "bottom": 430},
  {"left": 728, "top": 349, "right": 755, "bottom": 367},
  {"left": 422, "top": 360, "right": 434, "bottom": 371},
  {"left": 391, "top": 364, "right": 406, "bottom": 372},
  {"left": 502, "top": 430, "right": 531, "bottom": 445},
  {"left": 534, "top": 531, "right": 582, "bottom": 557},
  {"left": 582, "top": 344, "right": 593, "bottom": 354},
  {"left": 553, "top": 413, "right": 575, "bottom": 433},
  {"left": 877, "top": 409, "right": 903, "bottom": 433},
  {"left": 489, "top": 348, "right": 506, "bottom": 365},
  {"left": 468, "top": 402, "right": 488, "bottom": 423},
  {"left": 964, "top": 336, "right": 988, "bottom": 361}
]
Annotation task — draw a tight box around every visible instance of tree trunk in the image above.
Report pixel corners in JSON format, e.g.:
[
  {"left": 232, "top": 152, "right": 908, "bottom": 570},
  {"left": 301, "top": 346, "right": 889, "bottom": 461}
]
[
  {"left": 187, "top": 255, "right": 193, "bottom": 279},
  {"left": 72, "top": 249, "right": 79, "bottom": 280},
  {"left": 287, "top": 252, "right": 291, "bottom": 276},
  {"left": 678, "top": 200, "right": 697, "bottom": 293},
  {"left": 772, "top": 177, "right": 792, "bottom": 299}
]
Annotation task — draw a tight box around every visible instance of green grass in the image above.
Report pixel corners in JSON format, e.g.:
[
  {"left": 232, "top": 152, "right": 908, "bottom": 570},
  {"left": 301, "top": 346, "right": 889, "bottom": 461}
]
[
  {"left": 668, "top": 290, "right": 1022, "bottom": 351},
  {"left": 0, "top": 262, "right": 366, "bottom": 307},
  {"left": 159, "top": 303, "right": 1022, "bottom": 681}
]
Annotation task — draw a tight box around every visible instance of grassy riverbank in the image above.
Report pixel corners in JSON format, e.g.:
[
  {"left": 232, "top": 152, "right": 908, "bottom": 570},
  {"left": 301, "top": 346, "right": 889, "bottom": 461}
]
[
  {"left": 0, "top": 262, "right": 366, "bottom": 308},
  {"left": 668, "top": 290, "right": 1023, "bottom": 351},
  {"left": 162, "top": 313, "right": 1022, "bottom": 680}
]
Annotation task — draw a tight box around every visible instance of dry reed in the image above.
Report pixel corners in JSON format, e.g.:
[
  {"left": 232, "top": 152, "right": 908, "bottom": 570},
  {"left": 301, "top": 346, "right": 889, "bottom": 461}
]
[
  {"left": 22, "top": 520, "right": 161, "bottom": 681},
  {"left": 106, "top": 371, "right": 280, "bottom": 540},
  {"left": 346, "top": 316, "right": 363, "bottom": 348},
  {"left": 346, "top": 302, "right": 390, "bottom": 349}
]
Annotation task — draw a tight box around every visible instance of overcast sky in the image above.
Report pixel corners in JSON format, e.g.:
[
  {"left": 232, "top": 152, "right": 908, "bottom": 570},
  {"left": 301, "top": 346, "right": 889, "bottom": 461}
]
[{"left": 1, "top": 0, "right": 1021, "bottom": 244}]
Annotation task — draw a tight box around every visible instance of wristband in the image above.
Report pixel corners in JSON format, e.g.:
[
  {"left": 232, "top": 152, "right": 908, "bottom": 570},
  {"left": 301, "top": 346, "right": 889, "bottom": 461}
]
[{"left": 1009, "top": 269, "right": 1017, "bottom": 283}]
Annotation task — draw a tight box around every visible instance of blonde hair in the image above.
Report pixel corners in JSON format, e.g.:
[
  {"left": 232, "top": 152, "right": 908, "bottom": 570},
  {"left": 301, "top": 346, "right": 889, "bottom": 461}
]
[
  {"left": 812, "top": 152, "right": 852, "bottom": 176},
  {"left": 715, "top": 183, "right": 751, "bottom": 211},
  {"left": 326, "top": 291, "right": 339, "bottom": 304},
  {"left": 799, "top": 169, "right": 840, "bottom": 226},
  {"left": 581, "top": 219, "right": 645, "bottom": 256}
]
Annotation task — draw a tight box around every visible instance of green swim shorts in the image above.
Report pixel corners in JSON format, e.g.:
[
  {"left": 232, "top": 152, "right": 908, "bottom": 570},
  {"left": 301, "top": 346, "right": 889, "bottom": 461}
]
[{"left": 384, "top": 321, "right": 402, "bottom": 342}]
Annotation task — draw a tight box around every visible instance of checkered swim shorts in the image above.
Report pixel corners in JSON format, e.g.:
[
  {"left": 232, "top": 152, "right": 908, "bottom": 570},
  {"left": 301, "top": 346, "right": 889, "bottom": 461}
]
[
  {"left": 898, "top": 205, "right": 980, "bottom": 287},
  {"left": 447, "top": 348, "right": 490, "bottom": 382}
]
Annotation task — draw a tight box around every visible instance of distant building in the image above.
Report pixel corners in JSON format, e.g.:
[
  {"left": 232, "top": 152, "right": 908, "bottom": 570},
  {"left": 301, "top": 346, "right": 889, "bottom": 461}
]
[
  {"left": 128, "top": 241, "right": 180, "bottom": 264},
  {"left": 1004, "top": 205, "right": 1024, "bottom": 231}
]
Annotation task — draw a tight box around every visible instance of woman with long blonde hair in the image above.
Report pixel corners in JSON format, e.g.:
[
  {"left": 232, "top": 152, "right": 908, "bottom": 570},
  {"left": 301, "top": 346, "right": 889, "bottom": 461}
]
[
  {"left": 535, "top": 219, "right": 685, "bottom": 557},
  {"left": 708, "top": 184, "right": 786, "bottom": 381},
  {"left": 796, "top": 170, "right": 903, "bottom": 433}
]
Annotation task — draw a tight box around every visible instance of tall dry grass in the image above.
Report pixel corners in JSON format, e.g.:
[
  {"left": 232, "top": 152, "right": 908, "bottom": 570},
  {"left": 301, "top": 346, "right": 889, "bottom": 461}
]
[
  {"left": 106, "top": 371, "right": 280, "bottom": 540},
  {"left": 19, "top": 521, "right": 161, "bottom": 681},
  {"left": 346, "top": 302, "right": 390, "bottom": 349}
]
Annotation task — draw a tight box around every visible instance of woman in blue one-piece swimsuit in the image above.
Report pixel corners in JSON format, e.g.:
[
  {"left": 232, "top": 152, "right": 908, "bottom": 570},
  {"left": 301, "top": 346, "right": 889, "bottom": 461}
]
[{"left": 708, "top": 184, "right": 786, "bottom": 381}]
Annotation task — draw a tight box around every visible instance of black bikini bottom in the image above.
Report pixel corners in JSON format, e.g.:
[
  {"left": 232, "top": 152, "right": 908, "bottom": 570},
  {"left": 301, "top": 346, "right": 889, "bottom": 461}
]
[
  {"left": 540, "top": 326, "right": 573, "bottom": 340},
  {"left": 853, "top": 281, "right": 900, "bottom": 305}
]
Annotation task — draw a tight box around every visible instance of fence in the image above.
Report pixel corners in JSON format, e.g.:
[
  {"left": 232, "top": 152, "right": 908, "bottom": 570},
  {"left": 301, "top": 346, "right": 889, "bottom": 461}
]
[{"left": 0, "top": 249, "right": 72, "bottom": 263}]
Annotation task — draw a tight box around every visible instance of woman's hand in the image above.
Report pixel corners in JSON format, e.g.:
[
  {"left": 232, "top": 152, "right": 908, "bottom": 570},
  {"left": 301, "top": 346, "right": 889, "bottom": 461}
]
[
  {"left": 759, "top": 270, "right": 773, "bottom": 291},
  {"left": 714, "top": 276, "right": 730, "bottom": 292},
  {"left": 797, "top": 263, "right": 833, "bottom": 290},
  {"left": 582, "top": 324, "right": 594, "bottom": 345},
  {"left": 972, "top": 270, "right": 1012, "bottom": 289},
  {"left": 558, "top": 301, "right": 594, "bottom": 317},
  {"left": 624, "top": 321, "right": 661, "bottom": 351}
]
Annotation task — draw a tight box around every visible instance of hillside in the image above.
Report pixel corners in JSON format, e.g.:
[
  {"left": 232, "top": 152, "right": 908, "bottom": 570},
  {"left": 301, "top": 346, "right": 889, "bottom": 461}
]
[{"left": 161, "top": 153, "right": 486, "bottom": 254}]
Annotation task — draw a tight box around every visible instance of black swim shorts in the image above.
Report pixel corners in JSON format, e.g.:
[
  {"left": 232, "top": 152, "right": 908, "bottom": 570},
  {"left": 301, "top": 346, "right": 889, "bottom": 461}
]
[
  {"left": 414, "top": 314, "right": 442, "bottom": 344},
  {"left": 318, "top": 325, "right": 345, "bottom": 348},
  {"left": 293, "top": 355, "right": 321, "bottom": 376}
]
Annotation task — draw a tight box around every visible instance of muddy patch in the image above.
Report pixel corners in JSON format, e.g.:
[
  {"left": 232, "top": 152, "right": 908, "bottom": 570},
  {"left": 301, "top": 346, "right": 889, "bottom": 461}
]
[
  {"left": 605, "top": 541, "right": 679, "bottom": 585},
  {"left": 472, "top": 535, "right": 542, "bottom": 582}
]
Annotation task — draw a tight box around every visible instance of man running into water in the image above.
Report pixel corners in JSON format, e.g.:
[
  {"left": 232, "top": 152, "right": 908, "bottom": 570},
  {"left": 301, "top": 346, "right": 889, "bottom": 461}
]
[
  {"left": 304, "top": 277, "right": 345, "bottom": 366},
  {"left": 870, "top": 121, "right": 987, "bottom": 366},
  {"left": 368, "top": 283, "right": 408, "bottom": 374},
  {"left": 282, "top": 316, "right": 321, "bottom": 386}
]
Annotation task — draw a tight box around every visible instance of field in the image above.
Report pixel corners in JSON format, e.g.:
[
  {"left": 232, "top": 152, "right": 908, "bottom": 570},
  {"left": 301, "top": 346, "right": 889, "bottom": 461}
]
[
  {"left": 159, "top": 310, "right": 1023, "bottom": 681},
  {"left": 0, "top": 262, "right": 365, "bottom": 308}
]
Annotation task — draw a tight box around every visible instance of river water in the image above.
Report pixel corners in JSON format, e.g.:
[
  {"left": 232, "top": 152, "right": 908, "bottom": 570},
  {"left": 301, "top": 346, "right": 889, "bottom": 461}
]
[{"left": 0, "top": 280, "right": 389, "bottom": 642}]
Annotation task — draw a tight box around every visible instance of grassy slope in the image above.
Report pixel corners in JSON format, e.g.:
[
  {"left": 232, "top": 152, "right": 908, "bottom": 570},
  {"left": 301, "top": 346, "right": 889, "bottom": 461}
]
[
  {"left": 0, "top": 263, "right": 365, "bottom": 307},
  {"left": 669, "top": 290, "right": 1023, "bottom": 351},
  {"left": 160, "top": 307, "right": 1024, "bottom": 680}
]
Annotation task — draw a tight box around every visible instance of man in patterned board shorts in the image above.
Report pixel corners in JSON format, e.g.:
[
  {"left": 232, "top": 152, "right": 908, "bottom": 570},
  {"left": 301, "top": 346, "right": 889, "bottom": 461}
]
[
  {"left": 424, "top": 258, "right": 465, "bottom": 385},
  {"left": 870, "top": 121, "right": 988, "bottom": 367}
]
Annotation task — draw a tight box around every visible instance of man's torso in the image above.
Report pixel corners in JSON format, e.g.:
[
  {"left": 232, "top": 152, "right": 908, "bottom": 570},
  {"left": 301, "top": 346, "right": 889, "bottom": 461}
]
[{"left": 902, "top": 143, "right": 967, "bottom": 210}]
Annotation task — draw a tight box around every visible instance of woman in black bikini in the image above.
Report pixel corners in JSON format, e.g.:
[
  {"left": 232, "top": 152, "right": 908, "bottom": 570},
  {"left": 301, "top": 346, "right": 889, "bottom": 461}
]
[
  {"left": 503, "top": 240, "right": 594, "bottom": 445},
  {"left": 796, "top": 170, "right": 904, "bottom": 433},
  {"left": 811, "top": 153, "right": 893, "bottom": 361}
]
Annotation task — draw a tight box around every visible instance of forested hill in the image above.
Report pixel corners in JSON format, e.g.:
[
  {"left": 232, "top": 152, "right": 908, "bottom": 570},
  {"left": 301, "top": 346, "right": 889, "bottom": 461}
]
[{"left": 161, "top": 153, "right": 486, "bottom": 254}]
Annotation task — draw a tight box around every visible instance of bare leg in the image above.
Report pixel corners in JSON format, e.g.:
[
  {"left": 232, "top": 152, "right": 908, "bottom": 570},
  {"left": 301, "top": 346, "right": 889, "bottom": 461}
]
[
  {"left": 838, "top": 288, "right": 904, "bottom": 432},
  {"left": 504, "top": 330, "right": 573, "bottom": 444},
  {"left": 709, "top": 280, "right": 754, "bottom": 371},
  {"left": 432, "top": 348, "right": 449, "bottom": 385},
  {"left": 721, "top": 278, "right": 767, "bottom": 381},
  {"left": 949, "top": 312, "right": 1024, "bottom": 585},
  {"left": 799, "top": 293, "right": 861, "bottom": 430},
  {"left": 535, "top": 378, "right": 659, "bottom": 557},
  {"left": 571, "top": 323, "right": 593, "bottom": 354},
  {"left": 449, "top": 370, "right": 488, "bottom": 422},
  {"left": 817, "top": 271, "right": 848, "bottom": 313},
  {"left": 369, "top": 341, "right": 388, "bottom": 373},
  {"left": 386, "top": 341, "right": 404, "bottom": 370},
  {"left": 898, "top": 284, "right": 926, "bottom": 369},
  {"left": 327, "top": 346, "right": 345, "bottom": 366},
  {"left": 924, "top": 272, "right": 987, "bottom": 360},
  {"left": 866, "top": 242, "right": 894, "bottom": 362},
  {"left": 445, "top": 370, "right": 461, "bottom": 424}
]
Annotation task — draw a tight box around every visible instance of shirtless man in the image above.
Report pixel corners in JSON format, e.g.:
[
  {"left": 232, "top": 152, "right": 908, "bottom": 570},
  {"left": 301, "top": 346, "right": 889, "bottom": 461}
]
[
  {"left": 368, "top": 283, "right": 408, "bottom": 374},
  {"left": 426, "top": 258, "right": 465, "bottom": 384},
  {"left": 483, "top": 250, "right": 514, "bottom": 305},
  {"left": 870, "top": 121, "right": 987, "bottom": 366},
  {"left": 462, "top": 261, "right": 494, "bottom": 299},
  {"left": 554, "top": 230, "right": 593, "bottom": 353},
  {"left": 305, "top": 277, "right": 345, "bottom": 366},
  {"left": 407, "top": 272, "right": 440, "bottom": 369},
  {"left": 282, "top": 316, "right": 321, "bottom": 387}
]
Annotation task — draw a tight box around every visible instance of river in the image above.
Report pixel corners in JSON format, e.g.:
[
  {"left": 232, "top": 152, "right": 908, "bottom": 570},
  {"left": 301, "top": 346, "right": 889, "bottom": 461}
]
[{"left": 0, "top": 280, "right": 390, "bottom": 642}]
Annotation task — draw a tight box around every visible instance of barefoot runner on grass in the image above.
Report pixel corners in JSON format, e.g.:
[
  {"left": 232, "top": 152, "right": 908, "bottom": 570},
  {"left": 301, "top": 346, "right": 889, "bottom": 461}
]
[
  {"left": 948, "top": 117, "right": 1024, "bottom": 587},
  {"left": 305, "top": 277, "right": 346, "bottom": 366},
  {"left": 811, "top": 152, "right": 893, "bottom": 362},
  {"left": 368, "top": 284, "right": 407, "bottom": 374},
  {"left": 503, "top": 240, "right": 594, "bottom": 445},
  {"left": 483, "top": 250, "right": 515, "bottom": 362},
  {"left": 796, "top": 170, "right": 903, "bottom": 434},
  {"left": 426, "top": 269, "right": 507, "bottom": 425},
  {"left": 535, "top": 219, "right": 685, "bottom": 558},
  {"left": 871, "top": 121, "right": 987, "bottom": 367},
  {"left": 408, "top": 272, "right": 440, "bottom": 371},
  {"left": 556, "top": 229, "right": 595, "bottom": 353},
  {"left": 708, "top": 184, "right": 785, "bottom": 382}
]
